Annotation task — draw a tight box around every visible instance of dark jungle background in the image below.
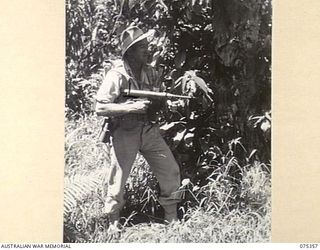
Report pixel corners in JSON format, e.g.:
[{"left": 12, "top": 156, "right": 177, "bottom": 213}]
[{"left": 64, "top": 0, "right": 271, "bottom": 243}]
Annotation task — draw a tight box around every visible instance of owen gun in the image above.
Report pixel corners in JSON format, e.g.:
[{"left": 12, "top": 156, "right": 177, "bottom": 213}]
[{"left": 122, "top": 89, "right": 192, "bottom": 100}]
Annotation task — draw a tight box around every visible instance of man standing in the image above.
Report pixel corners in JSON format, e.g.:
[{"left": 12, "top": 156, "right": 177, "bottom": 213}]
[{"left": 95, "top": 26, "right": 181, "bottom": 226}]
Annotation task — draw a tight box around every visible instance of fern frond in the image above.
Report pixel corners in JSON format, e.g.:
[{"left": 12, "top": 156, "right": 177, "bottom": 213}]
[{"left": 64, "top": 168, "right": 107, "bottom": 218}]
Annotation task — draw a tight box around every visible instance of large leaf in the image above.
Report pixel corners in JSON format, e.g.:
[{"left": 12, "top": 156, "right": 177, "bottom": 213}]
[
  {"left": 193, "top": 76, "right": 213, "bottom": 96},
  {"left": 160, "top": 121, "right": 185, "bottom": 132},
  {"left": 173, "top": 129, "right": 186, "bottom": 143}
]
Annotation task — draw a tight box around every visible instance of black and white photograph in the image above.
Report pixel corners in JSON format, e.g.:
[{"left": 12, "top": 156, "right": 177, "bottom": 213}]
[{"left": 64, "top": 0, "right": 272, "bottom": 243}]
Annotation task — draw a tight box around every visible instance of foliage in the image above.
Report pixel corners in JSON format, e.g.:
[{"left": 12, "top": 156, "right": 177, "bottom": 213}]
[
  {"left": 64, "top": 115, "right": 160, "bottom": 241},
  {"left": 66, "top": 0, "right": 271, "bottom": 161},
  {"left": 66, "top": 0, "right": 121, "bottom": 114},
  {"left": 65, "top": 0, "right": 272, "bottom": 243},
  {"left": 64, "top": 114, "right": 270, "bottom": 242}
]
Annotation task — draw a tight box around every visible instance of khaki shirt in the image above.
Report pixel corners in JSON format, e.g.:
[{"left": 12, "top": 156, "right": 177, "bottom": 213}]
[{"left": 96, "top": 61, "right": 161, "bottom": 104}]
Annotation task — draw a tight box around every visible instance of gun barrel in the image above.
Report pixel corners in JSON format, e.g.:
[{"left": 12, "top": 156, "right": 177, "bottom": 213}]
[{"left": 123, "top": 89, "right": 191, "bottom": 100}]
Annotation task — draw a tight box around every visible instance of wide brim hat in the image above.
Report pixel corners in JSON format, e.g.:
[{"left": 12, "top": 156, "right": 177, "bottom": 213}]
[{"left": 120, "top": 26, "right": 154, "bottom": 57}]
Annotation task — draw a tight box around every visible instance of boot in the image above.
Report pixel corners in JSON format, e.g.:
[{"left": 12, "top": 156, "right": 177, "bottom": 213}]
[
  {"left": 108, "top": 210, "right": 120, "bottom": 225},
  {"left": 163, "top": 204, "right": 178, "bottom": 223},
  {"left": 107, "top": 210, "right": 121, "bottom": 232}
]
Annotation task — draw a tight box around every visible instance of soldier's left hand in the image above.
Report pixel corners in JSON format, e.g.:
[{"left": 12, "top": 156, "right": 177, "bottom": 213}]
[{"left": 167, "top": 100, "right": 184, "bottom": 112}]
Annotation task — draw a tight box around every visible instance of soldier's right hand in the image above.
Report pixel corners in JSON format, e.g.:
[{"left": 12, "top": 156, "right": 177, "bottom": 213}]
[{"left": 127, "top": 98, "right": 151, "bottom": 114}]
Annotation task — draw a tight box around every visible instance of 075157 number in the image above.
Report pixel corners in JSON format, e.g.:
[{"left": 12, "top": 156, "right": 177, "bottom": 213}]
[{"left": 300, "top": 244, "right": 319, "bottom": 248}]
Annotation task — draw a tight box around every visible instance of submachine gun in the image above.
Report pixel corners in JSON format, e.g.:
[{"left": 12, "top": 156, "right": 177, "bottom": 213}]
[
  {"left": 97, "top": 89, "right": 191, "bottom": 143},
  {"left": 122, "top": 89, "right": 192, "bottom": 100}
]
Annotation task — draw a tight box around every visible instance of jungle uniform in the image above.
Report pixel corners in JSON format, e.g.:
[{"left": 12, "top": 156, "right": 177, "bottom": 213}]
[{"left": 96, "top": 61, "right": 181, "bottom": 219}]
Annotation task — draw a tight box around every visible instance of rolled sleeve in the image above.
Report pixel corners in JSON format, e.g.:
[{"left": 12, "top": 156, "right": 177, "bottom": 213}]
[{"left": 96, "top": 70, "right": 122, "bottom": 103}]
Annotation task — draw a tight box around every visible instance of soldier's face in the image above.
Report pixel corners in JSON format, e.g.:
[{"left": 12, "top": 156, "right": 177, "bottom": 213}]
[{"left": 128, "top": 39, "right": 149, "bottom": 64}]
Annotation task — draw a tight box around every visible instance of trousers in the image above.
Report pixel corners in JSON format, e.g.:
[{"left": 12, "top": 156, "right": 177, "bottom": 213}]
[{"left": 104, "top": 116, "right": 181, "bottom": 215}]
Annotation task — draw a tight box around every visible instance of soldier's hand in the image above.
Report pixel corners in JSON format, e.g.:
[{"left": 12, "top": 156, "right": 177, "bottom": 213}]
[
  {"left": 167, "top": 100, "right": 184, "bottom": 113},
  {"left": 127, "top": 98, "right": 151, "bottom": 114}
]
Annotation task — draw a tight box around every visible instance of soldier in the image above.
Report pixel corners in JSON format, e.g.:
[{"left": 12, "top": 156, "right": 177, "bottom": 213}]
[{"left": 95, "top": 26, "right": 181, "bottom": 226}]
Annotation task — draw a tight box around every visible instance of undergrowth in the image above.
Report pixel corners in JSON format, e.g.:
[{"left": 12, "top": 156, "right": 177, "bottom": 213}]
[{"left": 64, "top": 114, "right": 271, "bottom": 243}]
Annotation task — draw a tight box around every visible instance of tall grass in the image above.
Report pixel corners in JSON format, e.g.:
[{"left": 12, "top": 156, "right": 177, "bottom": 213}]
[{"left": 64, "top": 114, "right": 271, "bottom": 243}]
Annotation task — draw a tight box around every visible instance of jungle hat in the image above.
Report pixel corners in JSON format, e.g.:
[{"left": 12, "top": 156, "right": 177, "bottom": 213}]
[{"left": 120, "top": 26, "right": 153, "bottom": 57}]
